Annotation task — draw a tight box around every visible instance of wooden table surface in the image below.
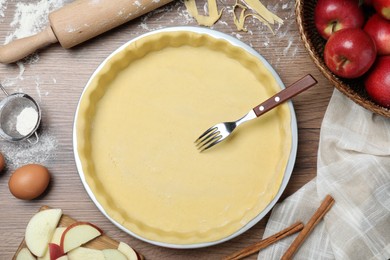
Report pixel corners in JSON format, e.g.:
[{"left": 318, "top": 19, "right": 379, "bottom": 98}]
[{"left": 0, "top": 0, "right": 334, "bottom": 259}]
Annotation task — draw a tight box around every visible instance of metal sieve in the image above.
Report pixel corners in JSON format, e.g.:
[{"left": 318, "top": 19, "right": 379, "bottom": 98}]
[{"left": 0, "top": 84, "right": 41, "bottom": 142}]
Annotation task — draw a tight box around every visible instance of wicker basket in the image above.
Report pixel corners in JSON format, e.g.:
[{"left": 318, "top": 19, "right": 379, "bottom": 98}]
[{"left": 295, "top": 0, "right": 390, "bottom": 117}]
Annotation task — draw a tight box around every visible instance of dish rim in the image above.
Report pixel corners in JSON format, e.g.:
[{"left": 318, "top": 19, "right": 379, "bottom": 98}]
[{"left": 73, "top": 26, "right": 298, "bottom": 249}]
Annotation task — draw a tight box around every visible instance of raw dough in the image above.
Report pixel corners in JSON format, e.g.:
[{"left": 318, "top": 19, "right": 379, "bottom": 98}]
[
  {"left": 76, "top": 31, "right": 292, "bottom": 245},
  {"left": 184, "top": 0, "right": 283, "bottom": 32},
  {"left": 184, "top": 0, "right": 223, "bottom": 26}
]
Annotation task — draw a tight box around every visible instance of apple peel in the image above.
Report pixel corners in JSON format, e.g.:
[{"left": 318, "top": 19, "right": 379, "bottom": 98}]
[
  {"left": 39, "top": 227, "right": 66, "bottom": 260},
  {"left": 49, "top": 243, "right": 64, "bottom": 260},
  {"left": 60, "top": 221, "right": 103, "bottom": 253}
]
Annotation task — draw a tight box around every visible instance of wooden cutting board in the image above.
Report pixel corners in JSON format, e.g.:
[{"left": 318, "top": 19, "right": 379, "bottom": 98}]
[{"left": 13, "top": 205, "right": 144, "bottom": 260}]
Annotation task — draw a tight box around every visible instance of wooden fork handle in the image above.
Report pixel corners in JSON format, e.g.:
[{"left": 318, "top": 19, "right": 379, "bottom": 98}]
[{"left": 253, "top": 74, "right": 317, "bottom": 117}]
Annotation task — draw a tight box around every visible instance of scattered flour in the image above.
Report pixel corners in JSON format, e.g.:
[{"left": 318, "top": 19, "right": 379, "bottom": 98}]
[
  {"left": 232, "top": 32, "right": 243, "bottom": 40},
  {"left": 1, "top": 0, "right": 67, "bottom": 95},
  {"left": 0, "top": 0, "right": 65, "bottom": 168},
  {"left": 138, "top": 1, "right": 194, "bottom": 31},
  {"left": 135, "top": 0, "right": 298, "bottom": 67},
  {"left": 0, "top": 131, "right": 58, "bottom": 169},
  {"left": 0, "top": 0, "right": 298, "bottom": 169},
  {"left": 133, "top": 1, "right": 142, "bottom": 7},
  {"left": 0, "top": 0, "right": 66, "bottom": 96},
  {"left": 0, "top": 0, "right": 7, "bottom": 18},
  {"left": 283, "top": 40, "right": 292, "bottom": 55},
  {"left": 5, "top": 0, "right": 66, "bottom": 44}
]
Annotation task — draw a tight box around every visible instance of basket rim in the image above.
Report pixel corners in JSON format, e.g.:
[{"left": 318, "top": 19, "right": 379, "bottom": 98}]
[{"left": 295, "top": 0, "right": 390, "bottom": 118}]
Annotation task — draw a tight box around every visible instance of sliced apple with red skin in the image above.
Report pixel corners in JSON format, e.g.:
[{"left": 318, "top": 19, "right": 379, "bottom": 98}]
[
  {"left": 48, "top": 243, "right": 64, "bottom": 260},
  {"left": 25, "top": 209, "right": 63, "bottom": 257},
  {"left": 102, "top": 249, "right": 127, "bottom": 260},
  {"left": 39, "top": 227, "right": 66, "bottom": 260},
  {"left": 67, "top": 247, "right": 105, "bottom": 260},
  {"left": 118, "top": 242, "right": 138, "bottom": 260},
  {"left": 60, "top": 222, "right": 103, "bottom": 253},
  {"left": 16, "top": 248, "right": 36, "bottom": 260}
]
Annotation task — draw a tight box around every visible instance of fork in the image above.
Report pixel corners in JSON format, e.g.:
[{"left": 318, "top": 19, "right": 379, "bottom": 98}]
[{"left": 195, "top": 74, "right": 317, "bottom": 152}]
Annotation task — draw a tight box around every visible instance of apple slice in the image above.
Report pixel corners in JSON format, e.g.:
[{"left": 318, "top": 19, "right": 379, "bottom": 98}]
[
  {"left": 38, "top": 227, "right": 66, "bottom": 260},
  {"left": 56, "top": 256, "right": 68, "bottom": 260},
  {"left": 51, "top": 227, "right": 67, "bottom": 244},
  {"left": 25, "top": 209, "right": 63, "bottom": 257},
  {"left": 102, "top": 249, "right": 127, "bottom": 260},
  {"left": 48, "top": 243, "right": 64, "bottom": 260},
  {"left": 67, "top": 247, "right": 105, "bottom": 260},
  {"left": 118, "top": 242, "right": 138, "bottom": 260},
  {"left": 16, "top": 248, "right": 36, "bottom": 260},
  {"left": 60, "top": 222, "right": 103, "bottom": 253}
]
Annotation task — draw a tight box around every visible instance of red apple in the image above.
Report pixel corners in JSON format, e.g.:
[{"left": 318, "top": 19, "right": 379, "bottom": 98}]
[
  {"left": 314, "top": 0, "right": 365, "bottom": 39},
  {"left": 365, "top": 56, "right": 390, "bottom": 108},
  {"left": 372, "top": 0, "right": 390, "bottom": 20},
  {"left": 364, "top": 14, "right": 390, "bottom": 55},
  {"left": 324, "top": 28, "right": 377, "bottom": 78}
]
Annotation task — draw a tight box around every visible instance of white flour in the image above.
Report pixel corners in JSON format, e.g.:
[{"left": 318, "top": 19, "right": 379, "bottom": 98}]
[
  {"left": 16, "top": 107, "right": 38, "bottom": 136},
  {"left": 1, "top": 0, "right": 67, "bottom": 91},
  {"left": 0, "top": 131, "right": 58, "bottom": 169},
  {"left": 0, "top": 0, "right": 65, "bottom": 169},
  {"left": 0, "top": 0, "right": 297, "bottom": 169},
  {"left": 0, "top": 0, "right": 7, "bottom": 18},
  {"left": 139, "top": 1, "right": 194, "bottom": 31},
  {"left": 5, "top": 0, "right": 65, "bottom": 44},
  {"left": 137, "top": 0, "right": 298, "bottom": 62}
]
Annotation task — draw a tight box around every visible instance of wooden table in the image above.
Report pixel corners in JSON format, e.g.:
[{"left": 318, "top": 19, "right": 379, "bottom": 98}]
[{"left": 0, "top": 1, "right": 333, "bottom": 259}]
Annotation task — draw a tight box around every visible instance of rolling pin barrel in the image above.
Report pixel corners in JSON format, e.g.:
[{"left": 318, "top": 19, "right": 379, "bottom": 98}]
[
  {"left": 49, "top": 0, "right": 173, "bottom": 49},
  {"left": 0, "top": 0, "right": 173, "bottom": 63}
]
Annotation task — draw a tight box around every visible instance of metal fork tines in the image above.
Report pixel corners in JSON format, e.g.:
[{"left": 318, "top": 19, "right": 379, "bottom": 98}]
[
  {"left": 194, "top": 74, "right": 318, "bottom": 152},
  {"left": 195, "top": 111, "right": 256, "bottom": 152}
]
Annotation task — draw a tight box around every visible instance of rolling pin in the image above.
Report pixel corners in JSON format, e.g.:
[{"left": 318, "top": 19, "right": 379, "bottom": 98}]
[{"left": 0, "top": 0, "right": 173, "bottom": 64}]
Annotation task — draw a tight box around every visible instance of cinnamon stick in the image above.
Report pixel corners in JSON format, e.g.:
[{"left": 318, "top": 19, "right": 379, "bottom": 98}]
[
  {"left": 223, "top": 221, "right": 304, "bottom": 260},
  {"left": 281, "top": 195, "right": 335, "bottom": 260}
]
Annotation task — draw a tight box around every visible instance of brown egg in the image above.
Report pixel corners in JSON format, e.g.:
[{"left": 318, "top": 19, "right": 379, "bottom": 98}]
[
  {"left": 0, "top": 152, "right": 5, "bottom": 172},
  {"left": 8, "top": 164, "right": 51, "bottom": 200}
]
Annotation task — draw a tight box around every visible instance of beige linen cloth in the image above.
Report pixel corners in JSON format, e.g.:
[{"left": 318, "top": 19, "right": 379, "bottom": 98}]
[{"left": 258, "top": 89, "right": 390, "bottom": 259}]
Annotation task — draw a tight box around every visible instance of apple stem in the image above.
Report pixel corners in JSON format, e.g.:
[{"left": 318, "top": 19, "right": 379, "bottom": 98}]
[
  {"left": 331, "top": 21, "right": 338, "bottom": 34},
  {"left": 336, "top": 56, "right": 349, "bottom": 71}
]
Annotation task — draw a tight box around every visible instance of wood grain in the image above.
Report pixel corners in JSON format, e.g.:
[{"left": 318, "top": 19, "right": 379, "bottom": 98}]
[{"left": 0, "top": 1, "right": 334, "bottom": 259}]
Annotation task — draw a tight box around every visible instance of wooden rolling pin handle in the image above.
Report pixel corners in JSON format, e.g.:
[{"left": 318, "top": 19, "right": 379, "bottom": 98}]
[{"left": 0, "top": 27, "right": 58, "bottom": 64}]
